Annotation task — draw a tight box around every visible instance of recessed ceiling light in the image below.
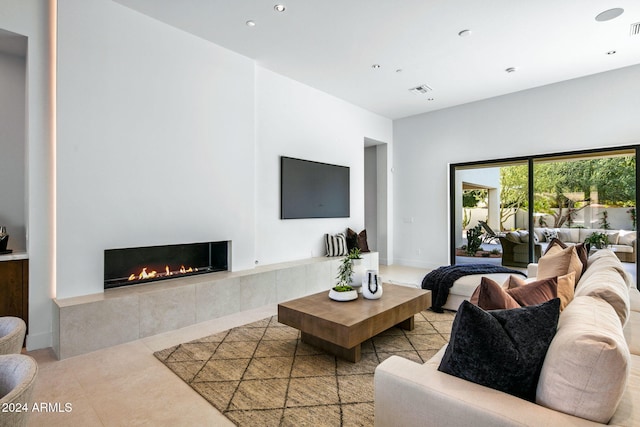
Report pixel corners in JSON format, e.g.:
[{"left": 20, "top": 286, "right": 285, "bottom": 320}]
[
  {"left": 458, "top": 29, "right": 471, "bottom": 37},
  {"left": 246, "top": 20, "right": 256, "bottom": 27},
  {"left": 505, "top": 67, "right": 517, "bottom": 73},
  {"left": 595, "top": 8, "right": 624, "bottom": 22},
  {"left": 371, "top": 64, "right": 381, "bottom": 69},
  {"left": 274, "top": 4, "right": 286, "bottom": 12},
  {"left": 607, "top": 50, "right": 617, "bottom": 55}
]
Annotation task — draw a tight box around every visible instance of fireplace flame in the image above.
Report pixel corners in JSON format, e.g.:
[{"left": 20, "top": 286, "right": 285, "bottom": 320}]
[{"left": 127, "top": 265, "right": 199, "bottom": 282}]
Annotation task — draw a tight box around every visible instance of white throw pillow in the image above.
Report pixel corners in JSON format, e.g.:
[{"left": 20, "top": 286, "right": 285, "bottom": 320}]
[
  {"left": 536, "top": 296, "right": 630, "bottom": 423},
  {"left": 325, "top": 233, "right": 348, "bottom": 256},
  {"left": 618, "top": 230, "right": 637, "bottom": 246},
  {"left": 542, "top": 229, "right": 558, "bottom": 242}
]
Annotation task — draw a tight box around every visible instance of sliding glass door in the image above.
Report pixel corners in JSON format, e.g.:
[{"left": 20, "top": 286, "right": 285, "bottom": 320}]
[
  {"left": 452, "top": 160, "right": 529, "bottom": 265},
  {"left": 450, "top": 146, "right": 637, "bottom": 283}
]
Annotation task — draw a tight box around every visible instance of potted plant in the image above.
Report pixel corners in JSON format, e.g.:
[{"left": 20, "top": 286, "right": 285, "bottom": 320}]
[
  {"left": 584, "top": 231, "right": 610, "bottom": 249},
  {"left": 331, "top": 248, "right": 362, "bottom": 301}
]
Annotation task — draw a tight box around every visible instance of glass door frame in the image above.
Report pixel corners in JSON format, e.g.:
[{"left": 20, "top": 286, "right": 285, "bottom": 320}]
[{"left": 450, "top": 145, "right": 639, "bottom": 288}]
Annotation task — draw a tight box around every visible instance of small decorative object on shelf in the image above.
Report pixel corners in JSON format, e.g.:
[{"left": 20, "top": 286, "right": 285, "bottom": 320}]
[
  {"left": 362, "top": 270, "right": 383, "bottom": 300},
  {"left": 329, "top": 285, "right": 358, "bottom": 302},
  {"left": 0, "top": 226, "right": 9, "bottom": 253}
]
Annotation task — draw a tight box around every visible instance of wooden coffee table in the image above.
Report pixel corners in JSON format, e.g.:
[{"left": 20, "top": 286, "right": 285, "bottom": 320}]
[{"left": 277, "top": 284, "right": 431, "bottom": 362}]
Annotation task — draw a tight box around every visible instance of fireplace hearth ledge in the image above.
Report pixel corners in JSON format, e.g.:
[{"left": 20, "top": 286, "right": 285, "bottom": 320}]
[{"left": 53, "top": 252, "right": 378, "bottom": 359}]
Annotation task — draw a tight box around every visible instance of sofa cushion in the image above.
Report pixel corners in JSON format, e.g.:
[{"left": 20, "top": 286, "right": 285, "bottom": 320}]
[
  {"left": 618, "top": 230, "right": 637, "bottom": 246},
  {"left": 555, "top": 229, "right": 572, "bottom": 243},
  {"left": 544, "top": 238, "right": 589, "bottom": 275},
  {"left": 505, "top": 232, "right": 521, "bottom": 243},
  {"left": 324, "top": 233, "right": 348, "bottom": 256},
  {"left": 624, "top": 310, "right": 640, "bottom": 355},
  {"left": 346, "top": 228, "right": 370, "bottom": 252},
  {"left": 538, "top": 245, "right": 583, "bottom": 283},
  {"left": 575, "top": 270, "right": 630, "bottom": 327},
  {"left": 509, "top": 272, "right": 575, "bottom": 311},
  {"left": 439, "top": 298, "right": 560, "bottom": 401},
  {"left": 470, "top": 276, "right": 559, "bottom": 310},
  {"left": 611, "top": 244, "right": 633, "bottom": 253},
  {"left": 536, "top": 296, "right": 630, "bottom": 423},
  {"left": 577, "top": 249, "right": 631, "bottom": 326},
  {"left": 504, "top": 276, "right": 558, "bottom": 308},
  {"left": 470, "top": 277, "right": 520, "bottom": 310},
  {"left": 542, "top": 229, "right": 558, "bottom": 242},
  {"left": 450, "top": 273, "right": 513, "bottom": 299}
]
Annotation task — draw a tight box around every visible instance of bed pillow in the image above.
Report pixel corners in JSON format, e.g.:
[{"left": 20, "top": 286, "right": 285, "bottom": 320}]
[{"left": 439, "top": 298, "right": 560, "bottom": 401}]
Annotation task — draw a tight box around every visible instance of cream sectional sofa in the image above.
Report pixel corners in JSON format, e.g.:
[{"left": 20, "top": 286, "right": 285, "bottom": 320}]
[{"left": 375, "top": 249, "right": 640, "bottom": 426}]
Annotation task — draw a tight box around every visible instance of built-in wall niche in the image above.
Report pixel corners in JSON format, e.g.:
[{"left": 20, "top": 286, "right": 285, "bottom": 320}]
[{"left": 0, "top": 28, "right": 28, "bottom": 253}]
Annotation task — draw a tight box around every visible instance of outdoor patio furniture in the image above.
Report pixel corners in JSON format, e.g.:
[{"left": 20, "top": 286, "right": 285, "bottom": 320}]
[
  {"left": 478, "top": 221, "right": 502, "bottom": 244},
  {"left": 499, "top": 233, "right": 542, "bottom": 268}
]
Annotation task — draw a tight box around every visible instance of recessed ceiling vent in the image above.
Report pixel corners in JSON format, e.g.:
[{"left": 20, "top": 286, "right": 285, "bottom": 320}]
[
  {"left": 409, "top": 84, "right": 433, "bottom": 95},
  {"left": 631, "top": 22, "right": 640, "bottom": 36}
]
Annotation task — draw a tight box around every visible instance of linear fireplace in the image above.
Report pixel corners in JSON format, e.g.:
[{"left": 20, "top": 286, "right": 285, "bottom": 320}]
[{"left": 104, "top": 241, "right": 229, "bottom": 289}]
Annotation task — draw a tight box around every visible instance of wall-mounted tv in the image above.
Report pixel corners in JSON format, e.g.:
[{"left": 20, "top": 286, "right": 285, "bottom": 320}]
[{"left": 281, "top": 156, "right": 350, "bottom": 219}]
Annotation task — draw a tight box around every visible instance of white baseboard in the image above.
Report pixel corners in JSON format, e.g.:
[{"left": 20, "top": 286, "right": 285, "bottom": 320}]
[{"left": 26, "top": 331, "right": 52, "bottom": 351}]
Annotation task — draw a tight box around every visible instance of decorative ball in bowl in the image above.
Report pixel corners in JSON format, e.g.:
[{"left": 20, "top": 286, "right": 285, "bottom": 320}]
[{"left": 329, "top": 285, "right": 358, "bottom": 302}]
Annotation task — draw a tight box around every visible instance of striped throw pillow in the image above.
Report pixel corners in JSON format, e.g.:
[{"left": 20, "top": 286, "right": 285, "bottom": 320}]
[{"left": 325, "top": 233, "right": 348, "bottom": 257}]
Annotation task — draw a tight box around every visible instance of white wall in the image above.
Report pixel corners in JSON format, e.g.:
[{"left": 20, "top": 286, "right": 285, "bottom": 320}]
[
  {"left": 254, "top": 67, "right": 392, "bottom": 265},
  {"left": 0, "top": 51, "right": 26, "bottom": 251},
  {"left": 56, "top": 0, "right": 393, "bottom": 301},
  {"left": 394, "top": 64, "right": 640, "bottom": 269},
  {"left": 2, "top": 0, "right": 392, "bottom": 351},
  {"left": 364, "top": 145, "right": 378, "bottom": 251},
  {"left": 0, "top": 0, "right": 55, "bottom": 350},
  {"left": 55, "top": 0, "right": 257, "bottom": 299}
]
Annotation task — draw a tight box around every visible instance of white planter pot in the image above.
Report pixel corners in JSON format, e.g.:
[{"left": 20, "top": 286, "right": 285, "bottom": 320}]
[
  {"left": 351, "top": 259, "right": 366, "bottom": 293},
  {"left": 329, "top": 289, "right": 358, "bottom": 301}
]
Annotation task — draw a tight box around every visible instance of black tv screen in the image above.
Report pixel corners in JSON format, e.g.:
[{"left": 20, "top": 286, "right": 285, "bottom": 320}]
[{"left": 281, "top": 156, "right": 350, "bottom": 219}]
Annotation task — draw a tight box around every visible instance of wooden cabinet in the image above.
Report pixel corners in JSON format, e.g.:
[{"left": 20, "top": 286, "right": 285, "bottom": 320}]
[{"left": 0, "top": 259, "right": 28, "bottom": 329}]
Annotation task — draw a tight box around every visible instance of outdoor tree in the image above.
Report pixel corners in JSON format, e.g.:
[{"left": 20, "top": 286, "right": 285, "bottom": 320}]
[
  {"left": 499, "top": 165, "right": 528, "bottom": 230},
  {"left": 498, "top": 156, "right": 635, "bottom": 229},
  {"left": 462, "top": 189, "right": 487, "bottom": 229}
]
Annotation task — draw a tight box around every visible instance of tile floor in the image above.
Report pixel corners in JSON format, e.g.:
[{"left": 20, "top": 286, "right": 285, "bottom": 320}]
[
  {"left": 24, "top": 265, "right": 453, "bottom": 427},
  {"left": 26, "top": 305, "right": 276, "bottom": 427}
]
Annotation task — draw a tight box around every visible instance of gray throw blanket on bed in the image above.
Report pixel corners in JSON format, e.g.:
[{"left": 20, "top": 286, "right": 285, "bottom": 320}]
[{"left": 421, "top": 264, "right": 526, "bottom": 312}]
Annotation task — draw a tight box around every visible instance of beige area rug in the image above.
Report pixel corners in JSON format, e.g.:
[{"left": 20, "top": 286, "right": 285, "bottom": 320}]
[{"left": 154, "top": 311, "right": 454, "bottom": 426}]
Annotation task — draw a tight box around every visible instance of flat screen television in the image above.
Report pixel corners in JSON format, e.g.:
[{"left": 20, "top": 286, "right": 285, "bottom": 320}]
[{"left": 280, "top": 156, "right": 350, "bottom": 219}]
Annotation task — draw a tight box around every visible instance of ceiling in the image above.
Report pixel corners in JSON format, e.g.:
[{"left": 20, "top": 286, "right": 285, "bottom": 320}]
[{"left": 113, "top": 1, "right": 640, "bottom": 119}]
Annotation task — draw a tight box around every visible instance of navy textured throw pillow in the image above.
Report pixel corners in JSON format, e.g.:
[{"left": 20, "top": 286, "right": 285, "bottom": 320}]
[{"left": 438, "top": 298, "right": 560, "bottom": 401}]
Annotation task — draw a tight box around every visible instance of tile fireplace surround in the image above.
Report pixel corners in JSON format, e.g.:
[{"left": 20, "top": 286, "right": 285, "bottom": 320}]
[{"left": 53, "top": 253, "right": 378, "bottom": 359}]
